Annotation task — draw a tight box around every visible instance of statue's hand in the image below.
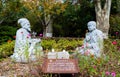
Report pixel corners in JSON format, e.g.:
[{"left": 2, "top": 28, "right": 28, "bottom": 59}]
[
  {"left": 86, "top": 43, "right": 92, "bottom": 48},
  {"left": 31, "top": 38, "right": 41, "bottom": 43},
  {"left": 86, "top": 36, "right": 90, "bottom": 41}
]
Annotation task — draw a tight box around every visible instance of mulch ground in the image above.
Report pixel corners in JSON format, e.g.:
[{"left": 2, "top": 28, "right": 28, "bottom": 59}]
[{"left": 0, "top": 58, "right": 43, "bottom": 77}]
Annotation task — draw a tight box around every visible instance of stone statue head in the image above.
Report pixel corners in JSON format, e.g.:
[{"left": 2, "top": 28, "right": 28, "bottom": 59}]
[
  {"left": 18, "top": 18, "right": 31, "bottom": 31},
  {"left": 87, "top": 21, "right": 96, "bottom": 32}
]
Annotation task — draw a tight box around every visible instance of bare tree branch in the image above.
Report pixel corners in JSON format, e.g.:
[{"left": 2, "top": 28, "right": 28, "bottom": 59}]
[
  {"left": 103, "top": 0, "right": 112, "bottom": 17},
  {"left": 104, "top": 0, "right": 111, "bottom": 11},
  {"left": 94, "top": 0, "right": 102, "bottom": 13},
  {"left": 0, "top": 18, "right": 6, "bottom": 25}
]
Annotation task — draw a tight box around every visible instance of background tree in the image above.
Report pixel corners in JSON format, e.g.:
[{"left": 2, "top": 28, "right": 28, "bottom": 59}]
[
  {"left": 0, "top": 0, "right": 27, "bottom": 25},
  {"left": 0, "top": 0, "right": 27, "bottom": 44},
  {"left": 0, "top": 0, "right": 119, "bottom": 43},
  {"left": 92, "top": 0, "right": 112, "bottom": 39},
  {"left": 53, "top": 1, "right": 95, "bottom": 37},
  {"left": 22, "top": 0, "right": 68, "bottom": 37},
  {"left": 116, "top": 0, "right": 120, "bottom": 13}
]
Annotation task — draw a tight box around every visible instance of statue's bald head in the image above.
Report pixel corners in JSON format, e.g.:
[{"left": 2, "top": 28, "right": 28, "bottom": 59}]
[
  {"left": 87, "top": 21, "right": 96, "bottom": 32},
  {"left": 87, "top": 21, "right": 96, "bottom": 27}
]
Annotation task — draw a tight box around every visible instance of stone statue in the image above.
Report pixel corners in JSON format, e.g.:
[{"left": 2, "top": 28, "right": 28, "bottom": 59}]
[
  {"left": 11, "top": 18, "right": 43, "bottom": 62},
  {"left": 78, "top": 21, "right": 104, "bottom": 57}
]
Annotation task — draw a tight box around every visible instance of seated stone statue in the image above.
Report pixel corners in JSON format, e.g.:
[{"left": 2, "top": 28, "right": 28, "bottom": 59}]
[
  {"left": 78, "top": 21, "right": 104, "bottom": 57},
  {"left": 11, "top": 18, "right": 43, "bottom": 62}
]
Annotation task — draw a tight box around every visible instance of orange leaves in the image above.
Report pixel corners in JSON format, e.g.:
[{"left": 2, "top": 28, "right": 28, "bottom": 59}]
[
  {"left": 22, "top": 0, "right": 68, "bottom": 16},
  {"left": 60, "top": 3, "right": 68, "bottom": 12},
  {"left": 22, "top": 0, "right": 39, "bottom": 10},
  {"left": 7, "top": 40, "right": 12, "bottom": 43}
]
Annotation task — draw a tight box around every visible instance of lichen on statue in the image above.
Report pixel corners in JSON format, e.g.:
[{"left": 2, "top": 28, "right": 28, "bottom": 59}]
[
  {"left": 78, "top": 21, "right": 104, "bottom": 58},
  {"left": 11, "top": 18, "right": 43, "bottom": 62}
]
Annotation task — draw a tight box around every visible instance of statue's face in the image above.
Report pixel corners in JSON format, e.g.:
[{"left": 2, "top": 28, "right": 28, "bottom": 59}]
[
  {"left": 87, "top": 21, "right": 96, "bottom": 32},
  {"left": 23, "top": 22, "right": 31, "bottom": 31},
  {"left": 88, "top": 24, "right": 95, "bottom": 32}
]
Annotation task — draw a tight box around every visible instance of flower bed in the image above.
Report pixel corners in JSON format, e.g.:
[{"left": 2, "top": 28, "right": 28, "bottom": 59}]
[{"left": 0, "top": 38, "right": 120, "bottom": 77}]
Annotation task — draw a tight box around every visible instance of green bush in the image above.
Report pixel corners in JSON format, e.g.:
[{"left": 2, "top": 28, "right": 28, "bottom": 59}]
[
  {"left": 0, "top": 26, "right": 17, "bottom": 44},
  {"left": 0, "top": 41, "right": 14, "bottom": 59},
  {"left": 0, "top": 38, "right": 83, "bottom": 59},
  {"left": 41, "top": 38, "right": 83, "bottom": 51},
  {"left": 109, "top": 15, "right": 120, "bottom": 38}
]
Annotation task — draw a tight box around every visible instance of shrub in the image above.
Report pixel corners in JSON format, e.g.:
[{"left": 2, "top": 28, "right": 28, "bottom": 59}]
[
  {"left": 0, "top": 41, "right": 14, "bottom": 59},
  {"left": 0, "top": 37, "right": 83, "bottom": 59},
  {"left": 110, "top": 15, "right": 120, "bottom": 38},
  {"left": 0, "top": 26, "right": 17, "bottom": 44},
  {"left": 41, "top": 37, "right": 83, "bottom": 51}
]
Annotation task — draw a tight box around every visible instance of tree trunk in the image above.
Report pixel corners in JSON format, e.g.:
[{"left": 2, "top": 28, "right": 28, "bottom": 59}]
[
  {"left": 43, "top": 27, "right": 47, "bottom": 37},
  {"left": 43, "top": 20, "right": 53, "bottom": 37},
  {"left": 43, "top": 14, "right": 53, "bottom": 37},
  {"left": 96, "top": 10, "right": 110, "bottom": 39},
  {"left": 95, "top": 0, "right": 112, "bottom": 39},
  {"left": 46, "top": 19, "right": 53, "bottom": 37}
]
